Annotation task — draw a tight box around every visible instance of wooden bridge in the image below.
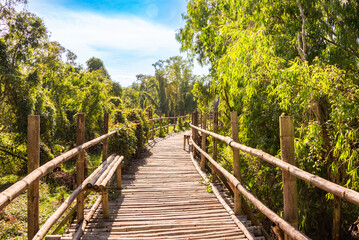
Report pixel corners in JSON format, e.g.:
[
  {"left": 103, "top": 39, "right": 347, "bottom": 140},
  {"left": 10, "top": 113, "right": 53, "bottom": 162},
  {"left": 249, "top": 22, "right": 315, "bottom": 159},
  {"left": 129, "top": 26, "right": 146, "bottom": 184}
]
[
  {"left": 1, "top": 112, "right": 359, "bottom": 240},
  {"left": 60, "top": 132, "right": 258, "bottom": 240}
]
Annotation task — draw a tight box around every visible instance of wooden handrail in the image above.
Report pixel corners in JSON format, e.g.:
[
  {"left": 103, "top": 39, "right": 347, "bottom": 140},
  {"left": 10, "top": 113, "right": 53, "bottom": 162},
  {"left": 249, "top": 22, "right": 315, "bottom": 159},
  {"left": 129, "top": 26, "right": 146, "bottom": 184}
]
[
  {"left": 190, "top": 123, "right": 359, "bottom": 206},
  {"left": 0, "top": 130, "right": 117, "bottom": 211},
  {"left": 33, "top": 154, "right": 123, "bottom": 240},
  {"left": 190, "top": 136, "right": 310, "bottom": 240}
]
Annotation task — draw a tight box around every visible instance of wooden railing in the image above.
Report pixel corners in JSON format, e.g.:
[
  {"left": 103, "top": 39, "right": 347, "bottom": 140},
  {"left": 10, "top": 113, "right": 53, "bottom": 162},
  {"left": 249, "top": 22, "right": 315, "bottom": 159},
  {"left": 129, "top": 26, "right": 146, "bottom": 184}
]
[
  {"left": 0, "top": 113, "right": 122, "bottom": 240},
  {"left": 148, "top": 114, "right": 190, "bottom": 140},
  {"left": 0, "top": 111, "right": 193, "bottom": 239},
  {"left": 187, "top": 111, "right": 359, "bottom": 240}
]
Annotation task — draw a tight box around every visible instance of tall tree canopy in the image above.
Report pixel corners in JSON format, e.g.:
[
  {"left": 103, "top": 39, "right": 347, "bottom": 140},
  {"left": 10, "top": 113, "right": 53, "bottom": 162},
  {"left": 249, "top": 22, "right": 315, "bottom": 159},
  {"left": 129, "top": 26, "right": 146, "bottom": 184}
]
[
  {"left": 177, "top": 0, "right": 359, "bottom": 239},
  {"left": 123, "top": 56, "right": 197, "bottom": 116},
  {"left": 0, "top": 0, "right": 122, "bottom": 174}
]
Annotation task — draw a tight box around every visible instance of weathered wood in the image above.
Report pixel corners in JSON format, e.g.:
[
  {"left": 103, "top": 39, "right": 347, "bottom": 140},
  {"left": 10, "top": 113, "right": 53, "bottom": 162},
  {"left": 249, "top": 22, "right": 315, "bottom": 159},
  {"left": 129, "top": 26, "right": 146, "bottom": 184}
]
[
  {"left": 99, "top": 156, "right": 124, "bottom": 191},
  {"left": 102, "top": 190, "right": 109, "bottom": 218},
  {"left": 191, "top": 136, "right": 309, "bottom": 240},
  {"left": 76, "top": 113, "right": 85, "bottom": 222},
  {"left": 33, "top": 154, "right": 115, "bottom": 240},
  {"left": 192, "top": 111, "right": 199, "bottom": 158},
  {"left": 280, "top": 116, "right": 298, "bottom": 240},
  {"left": 200, "top": 113, "right": 207, "bottom": 171},
  {"left": 332, "top": 196, "right": 341, "bottom": 240},
  {"left": 174, "top": 112, "right": 177, "bottom": 131},
  {"left": 65, "top": 133, "right": 249, "bottom": 239},
  {"left": 73, "top": 196, "right": 102, "bottom": 240},
  {"left": 190, "top": 123, "right": 359, "bottom": 207},
  {"left": 0, "top": 130, "right": 116, "bottom": 212},
  {"left": 116, "top": 163, "right": 122, "bottom": 189},
  {"left": 231, "top": 112, "right": 242, "bottom": 215},
  {"left": 150, "top": 111, "right": 154, "bottom": 140},
  {"left": 86, "top": 155, "right": 116, "bottom": 189},
  {"left": 189, "top": 147, "right": 255, "bottom": 240},
  {"left": 93, "top": 155, "right": 121, "bottom": 191},
  {"left": 51, "top": 191, "right": 91, "bottom": 235},
  {"left": 27, "top": 115, "right": 40, "bottom": 240},
  {"left": 212, "top": 111, "right": 218, "bottom": 183},
  {"left": 102, "top": 112, "right": 109, "bottom": 162},
  {"left": 45, "top": 235, "right": 61, "bottom": 240},
  {"left": 167, "top": 112, "right": 169, "bottom": 134}
]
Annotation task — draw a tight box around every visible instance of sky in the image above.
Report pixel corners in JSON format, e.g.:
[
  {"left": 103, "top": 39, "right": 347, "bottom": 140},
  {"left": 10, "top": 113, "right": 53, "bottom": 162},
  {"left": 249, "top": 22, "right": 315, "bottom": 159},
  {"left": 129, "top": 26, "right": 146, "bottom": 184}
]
[{"left": 25, "top": 0, "right": 208, "bottom": 87}]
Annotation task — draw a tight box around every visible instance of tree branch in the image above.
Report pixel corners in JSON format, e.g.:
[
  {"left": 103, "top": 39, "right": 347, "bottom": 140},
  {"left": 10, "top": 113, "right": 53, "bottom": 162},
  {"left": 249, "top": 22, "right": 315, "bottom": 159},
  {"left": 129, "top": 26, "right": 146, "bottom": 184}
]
[{"left": 296, "top": 0, "right": 307, "bottom": 61}]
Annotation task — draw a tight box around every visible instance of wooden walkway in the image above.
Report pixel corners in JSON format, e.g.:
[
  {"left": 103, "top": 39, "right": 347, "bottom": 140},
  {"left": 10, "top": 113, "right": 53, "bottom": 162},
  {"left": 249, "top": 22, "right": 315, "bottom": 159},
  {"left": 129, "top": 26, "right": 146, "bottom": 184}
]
[{"left": 63, "top": 132, "right": 252, "bottom": 239}]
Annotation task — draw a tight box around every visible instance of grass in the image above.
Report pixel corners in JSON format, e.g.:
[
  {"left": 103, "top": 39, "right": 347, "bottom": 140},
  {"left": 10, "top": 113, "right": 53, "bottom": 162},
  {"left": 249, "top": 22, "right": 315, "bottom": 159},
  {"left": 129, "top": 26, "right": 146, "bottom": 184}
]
[
  {"left": 0, "top": 180, "right": 72, "bottom": 239},
  {"left": 0, "top": 153, "right": 104, "bottom": 239}
]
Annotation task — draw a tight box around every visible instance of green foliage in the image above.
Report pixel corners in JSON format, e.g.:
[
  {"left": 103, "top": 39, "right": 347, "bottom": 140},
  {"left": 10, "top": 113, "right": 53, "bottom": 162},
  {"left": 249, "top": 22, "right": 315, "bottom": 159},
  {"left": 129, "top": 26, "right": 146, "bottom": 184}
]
[
  {"left": 108, "top": 109, "right": 150, "bottom": 164},
  {"left": 108, "top": 120, "right": 137, "bottom": 165},
  {"left": 178, "top": 0, "right": 359, "bottom": 238},
  {"left": 123, "top": 56, "right": 197, "bottom": 117},
  {"left": 0, "top": 180, "right": 71, "bottom": 239}
]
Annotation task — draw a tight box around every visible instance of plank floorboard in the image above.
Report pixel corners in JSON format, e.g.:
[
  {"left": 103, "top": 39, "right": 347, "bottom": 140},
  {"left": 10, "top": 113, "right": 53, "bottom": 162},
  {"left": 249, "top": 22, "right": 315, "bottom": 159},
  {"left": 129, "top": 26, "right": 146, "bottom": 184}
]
[{"left": 61, "top": 132, "right": 249, "bottom": 239}]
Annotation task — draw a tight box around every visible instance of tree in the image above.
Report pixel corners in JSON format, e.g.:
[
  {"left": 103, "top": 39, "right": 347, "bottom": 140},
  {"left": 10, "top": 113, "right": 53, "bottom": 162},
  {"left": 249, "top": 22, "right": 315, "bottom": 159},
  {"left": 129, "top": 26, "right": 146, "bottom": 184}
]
[{"left": 178, "top": 0, "right": 359, "bottom": 238}]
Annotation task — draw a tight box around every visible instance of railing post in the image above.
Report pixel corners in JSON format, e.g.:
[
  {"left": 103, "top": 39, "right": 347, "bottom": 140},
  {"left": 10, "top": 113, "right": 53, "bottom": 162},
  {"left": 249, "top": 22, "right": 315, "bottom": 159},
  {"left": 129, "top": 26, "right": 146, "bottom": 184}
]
[
  {"left": 102, "top": 112, "right": 109, "bottom": 162},
  {"left": 76, "top": 113, "right": 85, "bottom": 222},
  {"left": 150, "top": 110, "right": 154, "bottom": 140},
  {"left": 167, "top": 112, "right": 169, "bottom": 134},
  {"left": 102, "top": 190, "right": 109, "bottom": 218},
  {"left": 192, "top": 111, "right": 198, "bottom": 158},
  {"left": 116, "top": 163, "right": 122, "bottom": 189},
  {"left": 212, "top": 111, "right": 218, "bottom": 183},
  {"left": 27, "top": 115, "right": 40, "bottom": 240},
  {"left": 231, "top": 111, "right": 242, "bottom": 215},
  {"left": 201, "top": 113, "right": 207, "bottom": 171},
  {"left": 280, "top": 116, "right": 298, "bottom": 239},
  {"left": 160, "top": 115, "right": 162, "bottom": 135},
  {"left": 174, "top": 112, "right": 177, "bottom": 132}
]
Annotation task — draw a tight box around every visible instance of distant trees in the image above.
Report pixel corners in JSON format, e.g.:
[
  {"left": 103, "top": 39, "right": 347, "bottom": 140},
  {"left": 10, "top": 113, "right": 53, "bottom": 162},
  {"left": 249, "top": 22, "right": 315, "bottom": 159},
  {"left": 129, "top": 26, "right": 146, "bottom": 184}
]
[
  {"left": 0, "top": 1, "right": 122, "bottom": 174},
  {"left": 123, "top": 56, "right": 197, "bottom": 116},
  {"left": 177, "top": 0, "right": 359, "bottom": 239}
]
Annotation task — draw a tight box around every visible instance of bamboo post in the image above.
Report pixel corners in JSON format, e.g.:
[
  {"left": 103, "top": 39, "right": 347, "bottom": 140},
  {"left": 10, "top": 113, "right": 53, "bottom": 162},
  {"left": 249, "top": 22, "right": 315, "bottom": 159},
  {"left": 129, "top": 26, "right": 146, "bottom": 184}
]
[
  {"left": 160, "top": 115, "right": 162, "bottom": 134},
  {"left": 192, "top": 111, "right": 198, "bottom": 158},
  {"left": 201, "top": 113, "right": 207, "bottom": 171},
  {"left": 174, "top": 112, "right": 177, "bottom": 132},
  {"left": 167, "top": 112, "right": 169, "bottom": 134},
  {"left": 76, "top": 113, "right": 85, "bottom": 222},
  {"left": 116, "top": 163, "right": 122, "bottom": 189},
  {"left": 27, "top": 115, "right": 40, "bottom": 240},
  {"left": 280, "top": 116, "right": 298, "bottom": 239},
  {"left": 102, "top": 112, "right": 109, "bottom": 162},
  {"left": 151, "top": 120, "right": 154, "bottom": 140},
  {"left": 102, "top": 190, "right": 109, "bottom": 218},
  {"left": 212, "top": 111, "right": 218, "bottom": 183},
  {"left": 231, "top": 111, "right": 242, "bottom": 215}
]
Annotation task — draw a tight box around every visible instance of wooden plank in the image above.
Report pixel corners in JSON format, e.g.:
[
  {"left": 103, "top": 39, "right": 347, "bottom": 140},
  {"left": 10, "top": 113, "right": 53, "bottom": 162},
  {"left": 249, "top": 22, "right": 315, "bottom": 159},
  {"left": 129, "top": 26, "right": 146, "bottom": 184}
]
[{"left": 61, "top": 132, "right": 249, "bottom": 239}]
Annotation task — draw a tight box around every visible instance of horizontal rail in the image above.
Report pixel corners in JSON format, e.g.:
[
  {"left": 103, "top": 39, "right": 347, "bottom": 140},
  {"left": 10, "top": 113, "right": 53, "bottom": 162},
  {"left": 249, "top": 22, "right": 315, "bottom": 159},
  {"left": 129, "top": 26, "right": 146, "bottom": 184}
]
[
  {"left": 190, "top": 123, "right": 359, "bottom": 206},
  {"left": 0, "top": 130, "right": 117, "bottom": 211},
  {"left": 34, "top": 154, "right": 122, "bottom": 239},
  {"left": 149, "top": 115, "right": 187, "bottom": 121},
  {"left": 191, "top": 136, "right": 309, "bottom": 240}
]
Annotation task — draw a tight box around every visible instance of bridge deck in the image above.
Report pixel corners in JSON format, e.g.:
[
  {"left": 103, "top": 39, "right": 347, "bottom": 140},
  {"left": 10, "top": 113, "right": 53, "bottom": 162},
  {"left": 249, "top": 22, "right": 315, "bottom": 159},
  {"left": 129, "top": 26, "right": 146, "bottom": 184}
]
[{"left": 63, "top": 132, "right": 251, "bottom": 239}]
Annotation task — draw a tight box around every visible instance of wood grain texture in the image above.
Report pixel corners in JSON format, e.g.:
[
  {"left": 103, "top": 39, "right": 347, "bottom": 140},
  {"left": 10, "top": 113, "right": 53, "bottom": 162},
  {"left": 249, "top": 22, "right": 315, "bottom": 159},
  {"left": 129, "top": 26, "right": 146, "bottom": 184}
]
[{"left": 62, "top": 132, "right": 249, "bottom": 239}]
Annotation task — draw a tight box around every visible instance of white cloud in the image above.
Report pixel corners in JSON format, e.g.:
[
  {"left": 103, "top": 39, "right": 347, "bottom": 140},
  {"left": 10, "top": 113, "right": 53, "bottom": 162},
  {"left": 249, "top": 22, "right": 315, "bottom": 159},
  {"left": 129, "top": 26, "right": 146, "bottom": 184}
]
[{"left": 27, "top": 1, "right": 208, "bottom": 87}]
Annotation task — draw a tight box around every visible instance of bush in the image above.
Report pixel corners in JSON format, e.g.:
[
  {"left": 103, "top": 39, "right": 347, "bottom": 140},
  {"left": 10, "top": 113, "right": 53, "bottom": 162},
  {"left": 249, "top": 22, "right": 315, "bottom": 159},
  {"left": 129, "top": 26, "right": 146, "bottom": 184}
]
[{"left": 108, "top": 109, "right": 150, "bottom": 164}]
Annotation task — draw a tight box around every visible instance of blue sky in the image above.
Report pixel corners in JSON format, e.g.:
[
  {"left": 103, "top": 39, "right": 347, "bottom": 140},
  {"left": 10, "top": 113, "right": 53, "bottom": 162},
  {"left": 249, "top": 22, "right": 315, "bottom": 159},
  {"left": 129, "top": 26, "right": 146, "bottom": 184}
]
[{"left": 25, "top": 0, "right": 208, "bottom": 87}]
